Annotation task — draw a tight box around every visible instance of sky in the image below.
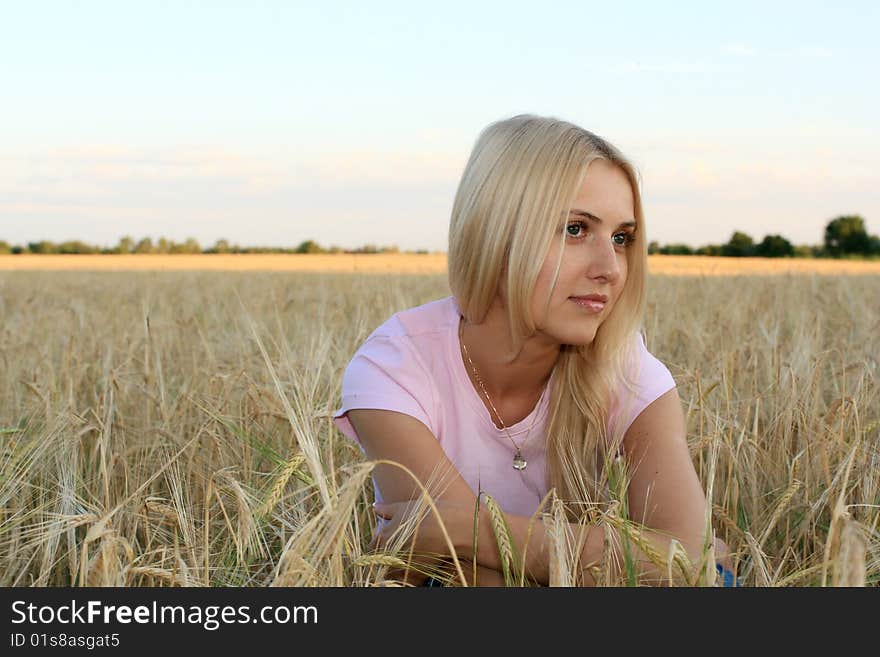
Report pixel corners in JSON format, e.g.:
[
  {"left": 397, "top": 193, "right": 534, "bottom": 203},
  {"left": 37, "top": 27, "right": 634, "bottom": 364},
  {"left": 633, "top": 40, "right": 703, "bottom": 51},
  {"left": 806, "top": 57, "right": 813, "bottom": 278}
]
[{"left": 1, "top": 0, "right": 877, "bottom": 252}]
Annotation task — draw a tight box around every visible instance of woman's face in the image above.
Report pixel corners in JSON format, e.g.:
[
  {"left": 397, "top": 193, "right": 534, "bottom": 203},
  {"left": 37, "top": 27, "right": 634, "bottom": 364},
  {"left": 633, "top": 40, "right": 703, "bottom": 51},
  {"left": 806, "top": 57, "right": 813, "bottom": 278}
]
[{"left": 530, "top": 159, "right": 636, "bottom": 346}]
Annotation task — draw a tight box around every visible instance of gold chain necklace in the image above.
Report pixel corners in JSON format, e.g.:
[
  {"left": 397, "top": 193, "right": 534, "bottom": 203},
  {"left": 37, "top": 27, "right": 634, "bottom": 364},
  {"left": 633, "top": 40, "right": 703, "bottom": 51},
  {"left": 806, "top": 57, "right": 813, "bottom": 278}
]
[{"left": 458, "top": 318, "right": 541, "bottom": 471}]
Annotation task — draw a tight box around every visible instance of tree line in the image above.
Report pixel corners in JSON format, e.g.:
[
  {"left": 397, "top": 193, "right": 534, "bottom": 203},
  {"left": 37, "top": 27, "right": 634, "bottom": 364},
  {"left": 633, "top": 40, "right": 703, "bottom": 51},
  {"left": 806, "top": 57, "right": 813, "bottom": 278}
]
[
  {"left": 650, "top": 215, "right": 878, "bottom": 258},
  {"left": 2, "top": 215, "right": 876, "bottom": 259},
  {"left": 0, "top": 237, "right": 427, "bottom": 255}
]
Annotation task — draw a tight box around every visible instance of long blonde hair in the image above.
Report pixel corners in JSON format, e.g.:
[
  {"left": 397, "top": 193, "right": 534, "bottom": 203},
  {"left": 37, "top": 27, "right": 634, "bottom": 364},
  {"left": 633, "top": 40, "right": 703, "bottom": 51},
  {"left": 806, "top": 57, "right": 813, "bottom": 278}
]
[{"left": 447, "top": 114, "right": 647, "bottom": 518}]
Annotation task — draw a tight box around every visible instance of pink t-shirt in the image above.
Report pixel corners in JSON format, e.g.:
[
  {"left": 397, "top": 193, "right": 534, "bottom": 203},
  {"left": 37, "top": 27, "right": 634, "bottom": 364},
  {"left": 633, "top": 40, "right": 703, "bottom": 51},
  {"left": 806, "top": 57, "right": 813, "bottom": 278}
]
[{"left": 332, "top": 296, "right": 675, "bottom": 517}]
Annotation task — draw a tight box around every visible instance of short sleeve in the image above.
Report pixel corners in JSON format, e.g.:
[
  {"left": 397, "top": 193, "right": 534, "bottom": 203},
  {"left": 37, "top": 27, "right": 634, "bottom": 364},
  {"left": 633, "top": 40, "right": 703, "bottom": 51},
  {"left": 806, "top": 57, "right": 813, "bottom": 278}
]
[
  {"left": 332, "top": 334, "right": 435, "bottom": 447},
  {"left": 608, "top": 333, "right": 676, "bottom": 442}
]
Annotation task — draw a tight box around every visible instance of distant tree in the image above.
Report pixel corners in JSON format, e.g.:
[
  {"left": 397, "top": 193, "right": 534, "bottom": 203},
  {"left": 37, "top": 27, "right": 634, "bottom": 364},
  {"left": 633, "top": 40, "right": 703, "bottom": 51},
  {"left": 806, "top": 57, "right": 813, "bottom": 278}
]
[
  {"left": 58, "top": 240, "right": 95, "bottom": 254},
  {"left": 211, "top": 239, "right": 231, "bottom": 254},
  {"left": 156, "top": 237, "right": 172, "bottom": 254},
  {"left": 869, "top": 235, "right": 880, "bottom": 256},
  {"left": 359, "top": 244, "right": 379, "bottom": 254},
  {"left": 721, "top": 231, "right": 755, "bottom": 257},
  {"left": 0, "top": 241, "right": 10, "bottom": 254},
  {"left": 824, "top": 215, "right": 870, "bottom": 257},
  {"left": 170, "top": 237, "right": 200, "bottom": 254},
  {"left": 659, "top": 243, "right": 693, "bottom": 255},
  {"left": 327, "top": 244, "right": 344, "bottom": 254},
  {"left": 793, "top": 244, "right": 813, "bottom": 258},
  {"left": 381, "top": 244, "right": 400, "bottom": 254},
  {"left": 28, "top": 241, "right": 58, "bottom": 254},
  {"left": 118, "top": 236, "right": 135, "bottom": 254},
  {"left": 134, "top": 238, "right": 154, "bottom": 254},
  {"left": 695, "top": 244, "right": 723, "bottom": 256},
  {"left": 755, "top": 234, "right": 794, "bottom": 258},
  {"left": 11, "top": 245, "right": 24, "bottom": 254},
  {"left": 647, "top": 241, "right": 660, "bottom": 254},
  {"left": 295, "top": 240, "right": 324, "bottom": 254}
]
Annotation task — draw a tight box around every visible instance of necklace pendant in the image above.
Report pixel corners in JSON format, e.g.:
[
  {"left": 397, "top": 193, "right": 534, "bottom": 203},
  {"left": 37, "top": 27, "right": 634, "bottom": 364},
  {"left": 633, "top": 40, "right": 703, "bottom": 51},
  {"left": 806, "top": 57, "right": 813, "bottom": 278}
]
[{"left": 512, "top": 451, "right": 528, "bottom": 471}]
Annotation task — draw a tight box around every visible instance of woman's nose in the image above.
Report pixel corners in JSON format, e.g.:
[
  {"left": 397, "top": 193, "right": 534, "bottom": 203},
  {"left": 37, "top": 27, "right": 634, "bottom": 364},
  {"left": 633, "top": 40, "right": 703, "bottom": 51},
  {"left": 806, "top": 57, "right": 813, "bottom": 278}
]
[{"left": 588, "top": 235, "right": 622, "bottom": 281}]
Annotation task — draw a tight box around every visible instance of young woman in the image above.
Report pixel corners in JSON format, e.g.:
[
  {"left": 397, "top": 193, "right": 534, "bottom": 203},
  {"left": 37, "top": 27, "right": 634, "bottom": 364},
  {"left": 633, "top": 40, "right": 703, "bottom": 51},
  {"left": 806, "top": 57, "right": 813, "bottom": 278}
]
[{"left": 333, "top": 114, "right": 736, "bottom": 586}]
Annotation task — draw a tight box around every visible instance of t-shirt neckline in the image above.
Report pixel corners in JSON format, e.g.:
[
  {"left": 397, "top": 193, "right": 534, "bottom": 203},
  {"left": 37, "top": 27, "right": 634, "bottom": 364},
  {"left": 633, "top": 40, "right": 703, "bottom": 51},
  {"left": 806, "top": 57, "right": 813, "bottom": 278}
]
[{"left": 447, "top": 296, "right": 551, "bottom": 437}]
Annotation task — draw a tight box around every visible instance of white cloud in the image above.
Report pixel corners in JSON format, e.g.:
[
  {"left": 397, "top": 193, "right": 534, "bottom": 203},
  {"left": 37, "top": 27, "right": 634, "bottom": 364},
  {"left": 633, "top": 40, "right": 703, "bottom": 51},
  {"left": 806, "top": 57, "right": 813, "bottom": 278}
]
[
  {"left": 721, "top": 44, "right": 757, "bottom": 57},
  {"left": 721, "top": 44, "right": 832, "bottom": 59},
  {"left": 776, "top": 46, "right": 833, "bottom": 58},
  {"left": 611, "top": 60, "right": 716, "bottom": 74}
]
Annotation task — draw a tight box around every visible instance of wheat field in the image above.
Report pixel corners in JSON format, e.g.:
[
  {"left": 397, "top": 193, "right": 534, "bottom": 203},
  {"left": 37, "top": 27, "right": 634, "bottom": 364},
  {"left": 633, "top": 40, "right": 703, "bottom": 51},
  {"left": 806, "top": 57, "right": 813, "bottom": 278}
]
[
  {"left": 0, "top": 267, "right": 877, "bottom": 586},
  {"left": 2, "top": 253, "right": 880, "bottom": 276}
]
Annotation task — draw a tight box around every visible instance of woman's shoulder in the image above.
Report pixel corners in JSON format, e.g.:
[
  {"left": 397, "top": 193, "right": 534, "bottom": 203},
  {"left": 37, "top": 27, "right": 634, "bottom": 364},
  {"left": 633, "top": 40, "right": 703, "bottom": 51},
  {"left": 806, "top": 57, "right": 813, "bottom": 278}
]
[
  {"left": 366, "top": 295, "right": 459, "bottom": 342},
  {"left": 347, "top": 296, "right": 459, "bottom": 375},
  {"left": 608, "top": 330, "right": 677, "bottom": 439},
  {"left": 631, "top": 331, "right": 674, "bottom": 381}
]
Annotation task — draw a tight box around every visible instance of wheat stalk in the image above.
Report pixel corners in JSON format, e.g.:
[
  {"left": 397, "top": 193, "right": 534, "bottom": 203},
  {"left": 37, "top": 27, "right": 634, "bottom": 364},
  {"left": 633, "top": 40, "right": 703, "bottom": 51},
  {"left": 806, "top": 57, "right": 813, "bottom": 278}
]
[
  {"left": 481, "top": 493, "right": 517, "bottom": 586},
  {"left": 757, "top": 479, "right": 802, "bottom": 547},
  {"left": 259, "top": 454, "right": 306, "bottom": 517}
]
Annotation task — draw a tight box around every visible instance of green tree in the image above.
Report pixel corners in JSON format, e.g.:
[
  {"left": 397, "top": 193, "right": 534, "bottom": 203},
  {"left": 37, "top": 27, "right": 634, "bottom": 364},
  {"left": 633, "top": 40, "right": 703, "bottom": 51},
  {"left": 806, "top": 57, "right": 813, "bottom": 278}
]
[
  {"left": 58, "top": 240, "right": 95, "bottom": 254},
  {"left": 295, "top": 240, "right": 324, "bottom": 254},
  {"left": 659, "top": 243, "right": 693, "bottom": 255},
  {"left": 721, "top": 231, "right": 755, "bottom": 257},
  {"left": 793, "top": 245, "right": 813, "bottom": 258},
  {"left": 170, "top": 237, "right": 201, "bottom": 254},
  {"left": 0, "top": 241, "right": 11, "bottom": 254},
  {"left": 647, "top": 241, "right": 660, "bottom": 254},
  {"left": 28, "top": 241, "right": 58, "bottom": 254},
  {"left": 134, "top": 238, "right": 154, "bottom": 254},
  {"left": 824, "top": 215, "right": 870, "bottom": 257},
  {"left": 118, "top": 236, "right": 135, "bottom": 254},
  {"left": 695, "top": 244, "right": 723, "bottom": 256},
  {"left": 211, "top": 239, "right": 231, "bottom": 254},
  {"left": 755, "top": 234, "right": 794, "bottom": 258}
]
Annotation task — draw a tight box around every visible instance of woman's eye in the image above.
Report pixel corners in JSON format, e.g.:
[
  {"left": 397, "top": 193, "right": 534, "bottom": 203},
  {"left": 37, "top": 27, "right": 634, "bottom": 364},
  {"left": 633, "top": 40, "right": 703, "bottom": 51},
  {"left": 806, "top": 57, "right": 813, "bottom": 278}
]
[
  {"left": 566, "top": 221, "right": 586, "bottom": 237},
  {"left": 566, "top": 222, "right": 635, "bottom": 248},
  {"left": 613, "top": 232, "right": 634, "bottom": 247}
]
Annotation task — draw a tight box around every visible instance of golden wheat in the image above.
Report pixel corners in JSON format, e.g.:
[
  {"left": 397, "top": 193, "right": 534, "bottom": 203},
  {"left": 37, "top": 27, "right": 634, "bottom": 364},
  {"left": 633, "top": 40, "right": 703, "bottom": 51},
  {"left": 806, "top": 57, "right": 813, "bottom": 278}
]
[
  {"left": 2, "top": 253, "right": 879, "bottom": 276},
  {"left": 0, "top": 269, "right": 877, "bottom": 586}
]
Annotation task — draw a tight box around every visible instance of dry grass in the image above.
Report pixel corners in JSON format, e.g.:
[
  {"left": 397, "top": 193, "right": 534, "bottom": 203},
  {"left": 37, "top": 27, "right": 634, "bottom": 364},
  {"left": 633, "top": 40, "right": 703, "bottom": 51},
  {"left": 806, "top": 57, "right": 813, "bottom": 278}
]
[
  {"left": 2, "top": 253, "right": 879, "bottom": 276},
  {"left": 0, "top": 269, "right": 877, "bottom": 586}
]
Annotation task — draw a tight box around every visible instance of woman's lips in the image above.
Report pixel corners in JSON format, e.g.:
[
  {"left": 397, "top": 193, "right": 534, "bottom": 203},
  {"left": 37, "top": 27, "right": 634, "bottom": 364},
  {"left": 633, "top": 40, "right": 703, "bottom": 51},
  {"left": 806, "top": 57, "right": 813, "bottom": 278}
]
[{"left": 570, "top": 297, "right": 605, "bottom": 313}]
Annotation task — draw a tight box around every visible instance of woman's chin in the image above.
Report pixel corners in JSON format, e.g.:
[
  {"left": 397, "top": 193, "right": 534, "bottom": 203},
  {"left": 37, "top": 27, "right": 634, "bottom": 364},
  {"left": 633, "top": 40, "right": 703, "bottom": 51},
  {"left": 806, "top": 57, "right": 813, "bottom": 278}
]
[{"left": 558, "top": 330, "right": 597, "bottom": 347}]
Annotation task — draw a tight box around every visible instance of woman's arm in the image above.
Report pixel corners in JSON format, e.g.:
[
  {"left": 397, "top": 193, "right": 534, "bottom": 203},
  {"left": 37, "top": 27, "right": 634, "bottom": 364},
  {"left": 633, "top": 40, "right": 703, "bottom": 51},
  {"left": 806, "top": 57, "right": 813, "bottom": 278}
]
[
  {"left": 374, "top": 492, "right": 718, "bottom": 586},
  {"left": 372, "top": 387, "right": 724, "bottom": 586},
  {"left": 618, "top": 386, "right": 721, "bottom": 576},
  {"left": 347, "top": 408, "right": 487, "bottom": 585}
]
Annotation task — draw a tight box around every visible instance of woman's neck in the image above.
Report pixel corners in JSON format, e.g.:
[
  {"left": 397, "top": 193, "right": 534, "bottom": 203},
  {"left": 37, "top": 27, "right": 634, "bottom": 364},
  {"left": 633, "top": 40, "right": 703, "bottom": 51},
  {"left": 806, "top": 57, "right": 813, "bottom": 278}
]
[{"left": 458, "top": 298, "right": 560, "bottom": 406}]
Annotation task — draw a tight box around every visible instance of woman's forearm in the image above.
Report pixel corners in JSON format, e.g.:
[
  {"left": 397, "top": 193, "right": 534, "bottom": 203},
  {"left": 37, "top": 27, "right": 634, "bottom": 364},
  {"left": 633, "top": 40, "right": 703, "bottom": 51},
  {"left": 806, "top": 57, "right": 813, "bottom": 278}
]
[
  {"left": 446, "top": 504, "right": 706, "bottom": 586},
  {"left": 445, "top": 504, "right": 560, "bottom": 585}
]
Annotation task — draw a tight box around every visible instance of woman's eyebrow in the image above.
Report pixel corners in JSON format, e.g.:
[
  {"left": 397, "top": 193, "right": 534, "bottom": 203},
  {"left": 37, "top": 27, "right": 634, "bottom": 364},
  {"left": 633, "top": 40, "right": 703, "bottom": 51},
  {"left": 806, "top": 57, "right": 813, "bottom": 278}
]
[{"left": 569, "top": 209, "right": 636, "bottom": 229}]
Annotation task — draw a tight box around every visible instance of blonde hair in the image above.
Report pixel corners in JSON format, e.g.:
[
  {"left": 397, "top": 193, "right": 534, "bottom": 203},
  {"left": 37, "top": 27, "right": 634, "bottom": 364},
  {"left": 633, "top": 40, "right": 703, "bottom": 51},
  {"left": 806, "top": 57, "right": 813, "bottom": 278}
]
[{"left": 448, "top": 114, "right": 647, "bottom": 519}]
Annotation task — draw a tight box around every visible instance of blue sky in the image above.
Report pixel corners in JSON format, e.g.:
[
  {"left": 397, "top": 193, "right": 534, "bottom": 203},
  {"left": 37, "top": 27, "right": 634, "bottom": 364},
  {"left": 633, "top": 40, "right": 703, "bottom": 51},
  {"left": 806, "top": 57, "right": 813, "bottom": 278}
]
[{"left": 1, "top": 0, "right": 877, "bottom": 251}]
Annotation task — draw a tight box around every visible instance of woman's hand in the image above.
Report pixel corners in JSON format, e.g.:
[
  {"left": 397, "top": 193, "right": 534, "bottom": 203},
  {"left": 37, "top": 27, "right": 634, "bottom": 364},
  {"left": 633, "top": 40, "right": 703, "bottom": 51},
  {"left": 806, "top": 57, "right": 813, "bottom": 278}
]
[
  {"left": 369, "top": 499, "right": 464, "bottom": 586},
  {"left": 713, "top": 536, "right": 734, "bottom": 572},
  {"left": 370, "top": 499, "right": 468, "bottom": 555}
]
